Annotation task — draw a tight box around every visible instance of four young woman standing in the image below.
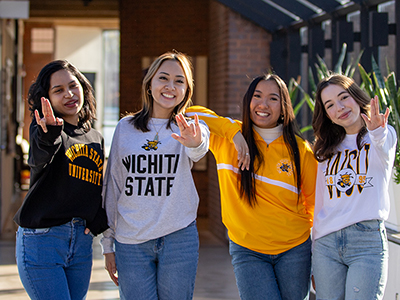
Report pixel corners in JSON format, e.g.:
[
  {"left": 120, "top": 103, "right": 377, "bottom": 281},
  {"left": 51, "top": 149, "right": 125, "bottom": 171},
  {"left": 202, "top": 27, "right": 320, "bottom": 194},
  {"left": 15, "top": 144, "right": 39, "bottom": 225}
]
[{"left": 15, "top": 53, "right": 395, "bottom": 300}]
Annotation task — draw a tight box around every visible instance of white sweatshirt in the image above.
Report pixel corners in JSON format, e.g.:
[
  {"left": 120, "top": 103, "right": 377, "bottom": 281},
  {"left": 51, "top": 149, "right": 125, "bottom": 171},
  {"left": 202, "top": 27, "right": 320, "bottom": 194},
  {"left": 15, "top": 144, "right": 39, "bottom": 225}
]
[
  {"left": 313, "top": 125, "right": 397, "bottom": 240},
  {"left": 100, "top": 116, "right": 209, "bottom": 253}
]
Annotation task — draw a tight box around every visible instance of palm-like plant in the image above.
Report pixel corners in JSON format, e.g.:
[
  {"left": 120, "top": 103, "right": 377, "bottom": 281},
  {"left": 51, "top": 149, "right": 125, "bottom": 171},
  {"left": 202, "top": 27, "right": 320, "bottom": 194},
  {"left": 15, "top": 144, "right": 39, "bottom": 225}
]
[{"left": 289, "top": 43, "right": 362, "bottom": 133}]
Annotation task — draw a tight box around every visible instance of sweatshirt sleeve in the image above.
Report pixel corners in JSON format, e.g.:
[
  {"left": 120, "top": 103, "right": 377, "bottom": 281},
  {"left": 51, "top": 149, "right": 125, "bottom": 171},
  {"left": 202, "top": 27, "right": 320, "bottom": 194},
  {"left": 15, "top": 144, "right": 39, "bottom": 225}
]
[
  {"left": 100, "top": 123, "right": 122, "bottom": 254},
  {"left": 368, "top": 124, "right": 397, "bottom": 164},
  {"left": 300, "top": 141, "right": 317, "bottom": 221},
  {"left": 186, "top": 106, "right": 241, "bottom": 142},
  {"left": 28, "top": 120, "right": 63, "bottom": 185},
  {"left": 184, "top": 120, "right": 210, "bottom": 162}
]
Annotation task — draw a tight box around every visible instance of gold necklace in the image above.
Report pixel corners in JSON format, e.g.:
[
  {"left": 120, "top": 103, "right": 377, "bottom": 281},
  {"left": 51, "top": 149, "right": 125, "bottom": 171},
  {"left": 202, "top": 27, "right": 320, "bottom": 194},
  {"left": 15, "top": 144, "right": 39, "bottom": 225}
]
[{"left": 151, "top": 120, "right": 167, "bottom": 142}]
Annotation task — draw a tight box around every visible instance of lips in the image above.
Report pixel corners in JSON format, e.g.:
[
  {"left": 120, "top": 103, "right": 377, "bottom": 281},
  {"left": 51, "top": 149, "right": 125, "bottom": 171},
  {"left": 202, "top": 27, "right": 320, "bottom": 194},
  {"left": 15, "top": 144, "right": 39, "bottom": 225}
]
[
  {"left": 338, "top": 111, "right": 351, "bottom": 119},
  {"left": 162, "top": 93, "right": 175, "bottom": 99},
  {"left": 65, "top": 99, "right": 79, "bottom": 108},
  {"left": 256, "top": 111, "right": 270, "bottom": 117}
]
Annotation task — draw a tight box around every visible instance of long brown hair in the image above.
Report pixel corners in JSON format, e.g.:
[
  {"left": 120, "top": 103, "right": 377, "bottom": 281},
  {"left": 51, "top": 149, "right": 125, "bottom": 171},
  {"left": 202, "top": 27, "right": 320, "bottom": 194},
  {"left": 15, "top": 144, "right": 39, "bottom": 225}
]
[
  {"left": 240, "top": 74, "right": 303, "bottom": 207},
  {"left": 312, "top": 74, "right": 370, "bottom": 162},
  {"left": 129, "top": 51, "right": 194, "bottom": 131}
]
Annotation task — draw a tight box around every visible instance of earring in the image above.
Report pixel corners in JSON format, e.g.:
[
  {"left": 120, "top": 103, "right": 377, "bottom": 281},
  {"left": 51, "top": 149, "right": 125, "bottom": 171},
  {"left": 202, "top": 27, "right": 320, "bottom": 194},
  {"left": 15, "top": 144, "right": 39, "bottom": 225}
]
[{"left": 147, "top": 89, "right": 152, "bottom": 95}]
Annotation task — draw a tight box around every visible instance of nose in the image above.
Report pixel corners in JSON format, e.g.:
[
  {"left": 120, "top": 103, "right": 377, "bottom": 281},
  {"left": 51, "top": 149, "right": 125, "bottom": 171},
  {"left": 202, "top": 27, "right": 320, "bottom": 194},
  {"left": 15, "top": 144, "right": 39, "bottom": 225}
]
[
  {"left": 65, "top": 89, "right": 74, "bottom": 98},
  {"left": 337, "top": 101, "right": 345, "bottom": 110},
  {"left": 165, "top": 81, "right": 175, "bottom": 90}
]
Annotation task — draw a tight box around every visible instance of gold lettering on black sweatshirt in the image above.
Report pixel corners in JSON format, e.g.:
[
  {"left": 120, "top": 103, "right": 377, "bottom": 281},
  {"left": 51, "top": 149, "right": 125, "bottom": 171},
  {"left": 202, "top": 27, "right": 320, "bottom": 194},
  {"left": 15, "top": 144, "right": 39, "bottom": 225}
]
[{"left": 65, "top": 144, "right": 103, "bottom": 186}]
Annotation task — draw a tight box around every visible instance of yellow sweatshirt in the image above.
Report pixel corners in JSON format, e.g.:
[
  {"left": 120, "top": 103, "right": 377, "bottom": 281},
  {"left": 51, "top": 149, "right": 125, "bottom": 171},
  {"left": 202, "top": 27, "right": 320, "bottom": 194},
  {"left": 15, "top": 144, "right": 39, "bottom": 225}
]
[{"left": 186, "top": 106, "right": 317, "bottom": 255}]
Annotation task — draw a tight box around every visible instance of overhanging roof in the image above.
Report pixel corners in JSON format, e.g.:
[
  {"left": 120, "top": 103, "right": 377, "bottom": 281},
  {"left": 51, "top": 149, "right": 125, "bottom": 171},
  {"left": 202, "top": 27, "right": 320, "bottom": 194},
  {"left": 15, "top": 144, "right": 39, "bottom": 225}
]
[{"left": 216, "top": 0, "right": 391, "bottom": 33}]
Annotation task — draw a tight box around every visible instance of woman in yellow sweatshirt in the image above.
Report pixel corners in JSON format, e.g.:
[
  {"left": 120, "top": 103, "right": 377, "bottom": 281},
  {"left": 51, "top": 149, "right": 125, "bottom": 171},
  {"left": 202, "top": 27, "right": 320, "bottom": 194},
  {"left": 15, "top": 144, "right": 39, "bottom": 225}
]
[{"left": 186, "top": 74, "right": 317, "bottom": 300}]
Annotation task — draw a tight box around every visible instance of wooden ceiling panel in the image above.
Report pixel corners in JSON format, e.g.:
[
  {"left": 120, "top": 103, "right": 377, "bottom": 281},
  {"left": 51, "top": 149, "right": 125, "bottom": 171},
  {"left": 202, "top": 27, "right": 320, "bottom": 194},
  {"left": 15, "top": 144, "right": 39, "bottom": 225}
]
[{"left": 29, "top": 0, "right": 119, "bottom": 18}]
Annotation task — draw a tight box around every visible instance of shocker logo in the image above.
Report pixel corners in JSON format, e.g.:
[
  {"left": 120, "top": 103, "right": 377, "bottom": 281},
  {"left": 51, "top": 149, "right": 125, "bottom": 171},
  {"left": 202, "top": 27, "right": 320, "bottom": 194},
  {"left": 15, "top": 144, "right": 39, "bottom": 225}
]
[
  {"left": 142, "top": 139, "right": 161, "bottom": 151},
  {"left": 325, "top": 168, "right": 373, "bottom": 193},
  {"left": 337, "top": 172, "right": 354, "bottom": 188},
  {"left": 276, "top": 159, "right": 293, "bottom": 176}
]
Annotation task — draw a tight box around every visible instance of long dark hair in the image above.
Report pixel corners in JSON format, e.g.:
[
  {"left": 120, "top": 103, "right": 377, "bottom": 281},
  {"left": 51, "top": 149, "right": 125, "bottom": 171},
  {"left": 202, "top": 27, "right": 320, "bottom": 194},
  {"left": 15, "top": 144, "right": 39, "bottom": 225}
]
[
  {"left": 312, "top": 74, "right": 370, "bottom": 162},
  {"left": 240, "top": 74, "right": 303, "bottom": 207},
  {"left": 130, "top": 51, "right": 194, "bottom": 131},
  {"left": 28, "top": 59, "right": 96, "bottom": 131}
]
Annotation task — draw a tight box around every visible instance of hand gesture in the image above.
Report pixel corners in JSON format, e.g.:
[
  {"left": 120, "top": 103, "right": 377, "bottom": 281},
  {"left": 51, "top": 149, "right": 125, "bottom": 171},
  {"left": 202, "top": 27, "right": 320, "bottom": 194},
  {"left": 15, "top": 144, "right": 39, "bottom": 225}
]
[
  {"left": 104, "top": 252, "right": 119, "bottom": 286},
  {"left": 361, "top": 96, "right": 390, "bottom": 131},
  {"left": 34, "top": 97, "right": 63, "bottom": 133},
  {"left": 232, "top": 131, "right": 250, "bottom": 171},
  {"left": 172, "top": 113, "right": 202, "bottom": 148}
]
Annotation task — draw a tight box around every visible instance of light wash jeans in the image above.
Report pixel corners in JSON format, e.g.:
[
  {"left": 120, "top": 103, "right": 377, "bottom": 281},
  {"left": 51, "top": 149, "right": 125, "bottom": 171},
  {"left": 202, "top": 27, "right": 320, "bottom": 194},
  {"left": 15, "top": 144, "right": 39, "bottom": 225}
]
[
  {"left": 312, "top": 219, "right": 388, "bottom": 300},
  {"left": 16, "top": 218, "right": 93, "bottom": 300},
  {"left": 229, "top": 237, "right": 312, "bottom": 300},
  {"left": 115, "top": 220, "right": 199, "bottom": 300}
]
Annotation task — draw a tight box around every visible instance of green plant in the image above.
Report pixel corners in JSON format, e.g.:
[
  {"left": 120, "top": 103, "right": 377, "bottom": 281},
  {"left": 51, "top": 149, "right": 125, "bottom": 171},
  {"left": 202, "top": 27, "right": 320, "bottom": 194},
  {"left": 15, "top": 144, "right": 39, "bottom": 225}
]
[
  {"left": 358, "top": 56, "right": 400, "bottom": 183},
  {"left": 289, "top": 43, "right": 362, "bottom": 133}
]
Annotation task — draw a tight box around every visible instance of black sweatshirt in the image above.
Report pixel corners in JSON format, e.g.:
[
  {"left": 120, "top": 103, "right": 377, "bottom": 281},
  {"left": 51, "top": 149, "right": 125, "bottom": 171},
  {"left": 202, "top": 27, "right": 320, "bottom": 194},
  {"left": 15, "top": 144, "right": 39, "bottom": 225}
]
[{"left": 14, "top": 120, "right": 108, "bottom": 236}]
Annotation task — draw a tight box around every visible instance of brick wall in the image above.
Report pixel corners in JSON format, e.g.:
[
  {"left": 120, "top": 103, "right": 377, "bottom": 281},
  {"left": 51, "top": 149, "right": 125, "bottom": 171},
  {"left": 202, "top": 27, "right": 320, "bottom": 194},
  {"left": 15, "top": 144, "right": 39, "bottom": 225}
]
[
  {"left": 207, "top": 1, "right": 272, "bottom": 241},
  {"left": 119, "top": 0, "right": 210, "bottom": 217}
]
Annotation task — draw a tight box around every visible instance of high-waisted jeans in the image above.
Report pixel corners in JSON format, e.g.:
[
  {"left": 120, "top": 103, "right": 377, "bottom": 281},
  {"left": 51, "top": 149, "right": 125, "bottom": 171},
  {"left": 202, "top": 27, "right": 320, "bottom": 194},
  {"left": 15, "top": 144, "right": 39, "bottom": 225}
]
[
  {"left": 115, "top": 220, "right": 199, "bottom": 300},
  {"left": 16, "top": 218, "right": 93, "bottom": 300},
  {"left": 312, "top": 219, "right": 388, "bottom": 300}
]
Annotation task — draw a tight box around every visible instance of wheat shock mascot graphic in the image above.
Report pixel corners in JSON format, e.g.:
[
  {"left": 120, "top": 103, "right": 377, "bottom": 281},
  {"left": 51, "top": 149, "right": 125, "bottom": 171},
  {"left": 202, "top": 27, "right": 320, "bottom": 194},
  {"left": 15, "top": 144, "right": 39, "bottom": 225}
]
[
  {"left": 66, "top": 143, "right": 103, "bottom": 186},
  {"left": 323, "top": 140, "right": 373, "bottom": 199}
]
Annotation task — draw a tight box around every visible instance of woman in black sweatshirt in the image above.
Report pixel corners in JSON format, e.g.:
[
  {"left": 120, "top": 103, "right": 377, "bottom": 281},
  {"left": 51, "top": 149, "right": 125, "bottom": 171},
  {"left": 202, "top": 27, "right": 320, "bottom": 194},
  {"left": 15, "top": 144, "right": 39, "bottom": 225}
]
[{"left": 14, "top": 60, "right": 108, "bottom": 300}]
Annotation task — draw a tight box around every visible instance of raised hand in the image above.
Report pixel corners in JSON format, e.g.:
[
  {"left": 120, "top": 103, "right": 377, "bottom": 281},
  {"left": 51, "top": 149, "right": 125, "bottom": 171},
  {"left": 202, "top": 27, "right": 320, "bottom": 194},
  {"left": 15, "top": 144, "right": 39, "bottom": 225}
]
[
  {"left": 172, "top": 113, "right": 202, "bottom": 148},
  {"left": 34, "top": 97, "right": 63, "bottom": 133},
  {"left": 361, "top": 95, "right": 390, "bottom": 131},
  {"left": 232, "top": 131, "right": 250, "bottom": 171}
]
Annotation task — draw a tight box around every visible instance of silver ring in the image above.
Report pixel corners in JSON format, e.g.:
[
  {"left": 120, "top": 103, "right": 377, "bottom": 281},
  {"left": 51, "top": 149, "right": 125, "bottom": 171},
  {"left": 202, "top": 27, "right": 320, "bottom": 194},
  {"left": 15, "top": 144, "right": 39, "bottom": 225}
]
[{"left": 245, "top": 153, "right": 249, "bottom": 156}]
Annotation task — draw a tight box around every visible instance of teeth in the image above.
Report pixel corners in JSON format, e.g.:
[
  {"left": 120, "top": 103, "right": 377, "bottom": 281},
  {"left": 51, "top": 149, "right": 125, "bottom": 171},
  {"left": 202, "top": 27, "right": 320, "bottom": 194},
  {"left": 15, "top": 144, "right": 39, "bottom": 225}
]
[
  {"left": 162, "top": 93, "right": 174, "bottom": 99},
  {"left": 256, "top": 112, "right": 269, "bottom": 117}
]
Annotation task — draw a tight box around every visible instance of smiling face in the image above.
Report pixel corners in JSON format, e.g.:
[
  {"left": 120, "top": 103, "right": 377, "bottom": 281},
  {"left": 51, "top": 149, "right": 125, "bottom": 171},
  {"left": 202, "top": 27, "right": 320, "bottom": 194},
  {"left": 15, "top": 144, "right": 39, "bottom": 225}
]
[
  {"left": 48, "top": 69, "right": 84, "bottom": 125},
  {"left": 250, "top": 79, "right": 282, "bottom": 128},
  {"left": 321, "top": 84, "right": 363, "bottom": 134},
  {"left": 150, "top": 60, "right": 188, "bottom": 119}
]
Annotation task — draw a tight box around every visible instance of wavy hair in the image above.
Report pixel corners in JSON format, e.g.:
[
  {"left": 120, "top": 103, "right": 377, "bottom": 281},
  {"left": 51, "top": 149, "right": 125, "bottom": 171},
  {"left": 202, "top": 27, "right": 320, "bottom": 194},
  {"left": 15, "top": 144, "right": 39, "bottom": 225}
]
[
  {"left": 312, "top": 74, "right": 370, "bottom": 162},
  {"left": 27, "top": 59, "right": 96, "bottom": 131},
  {"left": 240, "top": 74, "right": 303, "bottom": 207},
  {"left": 130, "top": 51, "right": 194, "bottom": 131}
]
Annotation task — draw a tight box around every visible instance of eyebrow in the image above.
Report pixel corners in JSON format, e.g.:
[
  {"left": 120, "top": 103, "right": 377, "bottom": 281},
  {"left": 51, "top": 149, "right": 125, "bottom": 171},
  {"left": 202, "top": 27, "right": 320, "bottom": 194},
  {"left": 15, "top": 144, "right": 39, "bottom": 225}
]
[
  {"left": 323, "top": 90, "right": 347, "bottom": 105},
  {"left": 159, "top": 71, "right": 185, "bottom": 78},
  {"left": 254, "top": 89, "right": 280, "bottom": 97},
  {"left": 50, "top": 80, "right": 76, "bottom": 90}
]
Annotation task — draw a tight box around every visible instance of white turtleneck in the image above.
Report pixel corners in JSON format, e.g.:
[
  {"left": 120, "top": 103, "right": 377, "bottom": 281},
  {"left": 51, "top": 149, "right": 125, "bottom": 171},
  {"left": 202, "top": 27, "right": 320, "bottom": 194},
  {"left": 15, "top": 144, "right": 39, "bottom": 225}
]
[{"left": 253, "top": 124, "right": 283, "bottom": 144}]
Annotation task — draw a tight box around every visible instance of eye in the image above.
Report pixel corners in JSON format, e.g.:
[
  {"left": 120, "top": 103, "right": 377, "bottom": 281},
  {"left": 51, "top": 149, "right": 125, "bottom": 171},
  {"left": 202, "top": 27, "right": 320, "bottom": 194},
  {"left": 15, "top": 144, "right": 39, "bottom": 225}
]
[
  {"left": 176, "top": 79, "right": 185, "bottom": 84},
  {"left": 270, "top": 97, "right": 279, "bottom": 101},
  {"left": 253, "top": 93, "right": 261, "bottom": 99},
  {"left": 159, "top": 75, "right": 168, "bottom": 81}
]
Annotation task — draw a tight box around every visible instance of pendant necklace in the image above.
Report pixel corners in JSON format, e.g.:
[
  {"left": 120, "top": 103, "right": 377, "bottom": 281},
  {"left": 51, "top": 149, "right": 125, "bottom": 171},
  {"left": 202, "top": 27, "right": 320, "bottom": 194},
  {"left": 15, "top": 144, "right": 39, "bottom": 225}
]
[{"left": 151, "top": 119, "right": 167, "bottom": 142}]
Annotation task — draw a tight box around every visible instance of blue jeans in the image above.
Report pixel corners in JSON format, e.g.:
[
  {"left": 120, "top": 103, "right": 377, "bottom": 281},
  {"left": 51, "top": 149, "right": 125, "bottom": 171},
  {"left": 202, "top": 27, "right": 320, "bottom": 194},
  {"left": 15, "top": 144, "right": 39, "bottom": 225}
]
[
  {"left": 16, "top": 218, "right": 93, "bottom": 300},
  {"left": 229, "top": 237, "right": 311, "bottom": 300},
  {"left": 115, "top": 220, "right": 199, "bottom": 300},
  {"left": 312, "top": 220, "right": 388, "bottom": 300}
]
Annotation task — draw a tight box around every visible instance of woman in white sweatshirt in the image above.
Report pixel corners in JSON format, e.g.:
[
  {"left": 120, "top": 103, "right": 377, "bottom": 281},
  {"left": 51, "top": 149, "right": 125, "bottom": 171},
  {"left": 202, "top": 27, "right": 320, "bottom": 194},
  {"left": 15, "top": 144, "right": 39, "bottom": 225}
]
[
  {"left": 311, "top": 74, "right": 396, "bottom": 300},
  {"left": 100, "top": 51, "right": 209, "bottom": 300}
]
